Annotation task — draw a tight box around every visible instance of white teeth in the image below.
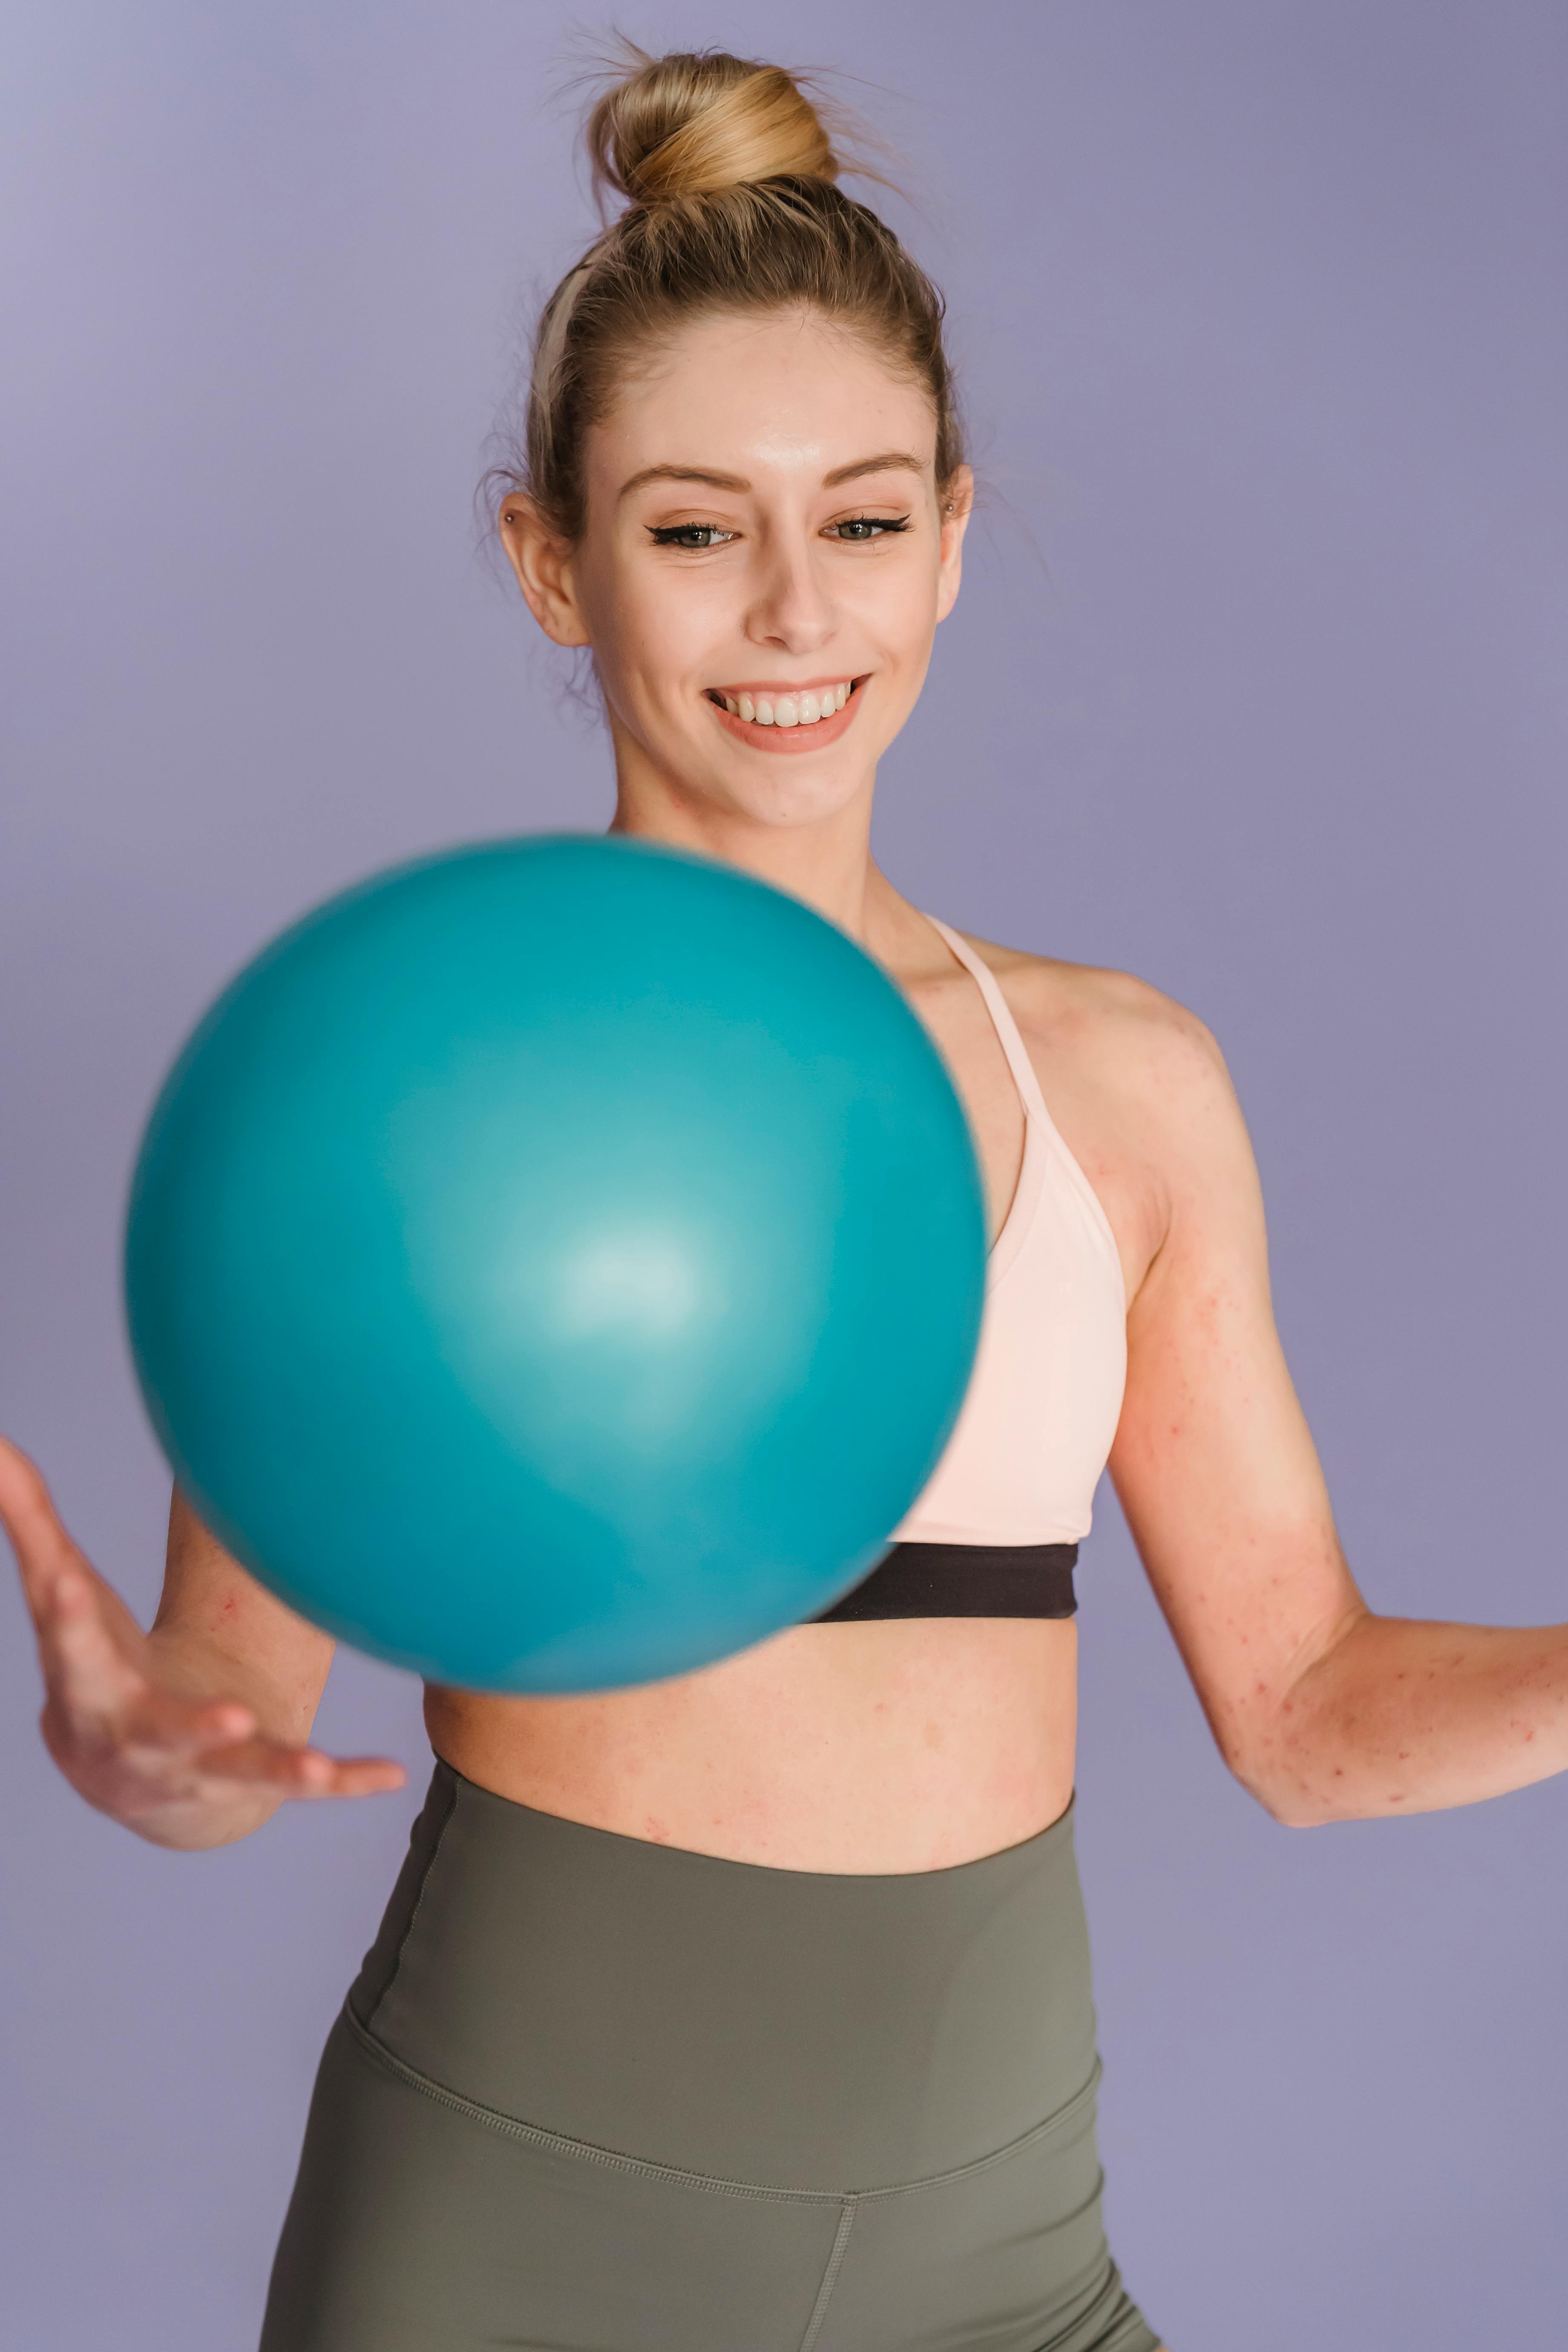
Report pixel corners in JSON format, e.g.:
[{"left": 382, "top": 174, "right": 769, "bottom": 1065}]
[{"left": 726, "top": 684, "right": 853, "bottom": 726}]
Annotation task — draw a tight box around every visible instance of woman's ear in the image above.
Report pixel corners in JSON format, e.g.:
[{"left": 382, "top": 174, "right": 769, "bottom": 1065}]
[
  {"left": 935, "top": 465, "right": 975, "bottom": 625},
  {"left": 498, "top": 498, "right": 591, "bottom": 648}
]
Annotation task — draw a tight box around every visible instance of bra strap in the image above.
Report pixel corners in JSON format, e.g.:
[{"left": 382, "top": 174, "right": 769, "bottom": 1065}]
[{"left": 922, "top": 914, "right": 1050, "bottom": 1124}]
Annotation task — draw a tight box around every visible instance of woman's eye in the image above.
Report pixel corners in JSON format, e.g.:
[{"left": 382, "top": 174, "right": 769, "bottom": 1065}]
[
  {"left": 826, "top": 516, "right": 912, "bottom": 542},
  {"left": 647, "top": 515, "right": 910, "bottom": 550},
  {"left": 647, "top": 524, "right": 734, "bottom": 550}
]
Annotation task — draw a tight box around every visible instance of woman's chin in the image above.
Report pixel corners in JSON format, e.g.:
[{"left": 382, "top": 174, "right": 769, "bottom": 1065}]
[
  {"left": 623, "top": 733, "right": 868, "bottom": 830},
  {"left": 714, "top": 762, "right": 872, "bottom": 831}
]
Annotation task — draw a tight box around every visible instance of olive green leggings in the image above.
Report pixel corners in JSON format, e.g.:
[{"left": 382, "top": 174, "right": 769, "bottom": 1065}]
[{"left": 260, "top": 1763, "right": 1159, "bottom": 2352}]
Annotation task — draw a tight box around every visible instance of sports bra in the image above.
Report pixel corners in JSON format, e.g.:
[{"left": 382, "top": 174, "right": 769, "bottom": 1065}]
[{"left": 809, "top": 915, "right": 1128, "bottom": 1622}]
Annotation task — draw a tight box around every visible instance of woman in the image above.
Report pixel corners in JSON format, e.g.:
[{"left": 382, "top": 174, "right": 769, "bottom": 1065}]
[{"left": 5, "top": 46, "right": 1565, "bottom": 2352}]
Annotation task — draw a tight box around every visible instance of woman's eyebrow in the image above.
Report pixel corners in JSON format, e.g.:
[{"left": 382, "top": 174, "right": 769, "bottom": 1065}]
[
  {"left": 618, "top": 463, "right": 750, "bottom": 500},
  {"left": 618, "top": 450, "right": 928, "bottom": 502},
  {"left": 821, "top": 451, "right": 926, "bottom": 487}
]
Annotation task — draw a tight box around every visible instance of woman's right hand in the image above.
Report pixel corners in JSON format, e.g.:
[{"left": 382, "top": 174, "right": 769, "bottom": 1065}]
[{"left": 0, "top": 1434, "right": 405, "bottom": 1848}]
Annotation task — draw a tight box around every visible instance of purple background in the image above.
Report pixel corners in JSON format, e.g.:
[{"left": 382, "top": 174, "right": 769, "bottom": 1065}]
[{"left": 4, "top": 4, "right": 1565, "bottom": 2344}]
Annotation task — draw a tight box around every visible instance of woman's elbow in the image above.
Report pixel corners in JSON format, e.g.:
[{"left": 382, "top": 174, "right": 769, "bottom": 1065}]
[{"left": 1217, "top": 1722, "right": 1343, "bottom": 1829}]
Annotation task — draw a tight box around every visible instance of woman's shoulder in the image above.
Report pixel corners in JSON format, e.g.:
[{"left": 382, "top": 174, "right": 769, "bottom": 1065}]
[
  {"left": 951, "top": 926, "right": 1229, "bottom": 1108},
  {"left": 949, "top": 928, "right": 1257, "bottom": 1295}
]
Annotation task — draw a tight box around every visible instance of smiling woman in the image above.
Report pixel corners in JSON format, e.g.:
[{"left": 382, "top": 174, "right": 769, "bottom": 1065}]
[
  {"left": 5, "top": 42, "right": 1171, "bottom": 2352},
  {"left": 260, "top": 50, "right": 1166, "bottom": 2347},
  {"left": 23, "top": 28, "right": 1565, "bottom": 2352},
  {"left": 498, "top": 305, "right": 968, "bottom": 813}
]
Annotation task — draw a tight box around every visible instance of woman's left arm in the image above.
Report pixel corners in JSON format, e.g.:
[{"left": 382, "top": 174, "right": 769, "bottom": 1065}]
[{"left": 1105, "top": 997, "right": 1568, "bottom": 1826}]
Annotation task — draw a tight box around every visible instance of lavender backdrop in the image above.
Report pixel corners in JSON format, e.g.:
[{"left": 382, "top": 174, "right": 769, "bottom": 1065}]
[{"left": 3, "top": 4, "right": 1565, "bottom": 2344}]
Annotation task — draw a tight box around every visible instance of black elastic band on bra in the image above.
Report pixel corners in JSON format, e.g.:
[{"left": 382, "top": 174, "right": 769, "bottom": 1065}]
[{"left": 807, "top": 1540, "right": 1079, "bottom": 1623}]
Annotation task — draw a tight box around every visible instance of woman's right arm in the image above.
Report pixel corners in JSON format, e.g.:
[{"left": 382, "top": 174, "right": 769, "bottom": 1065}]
[{"left": 1, "top": 1433, "right": 405, "bottom": 1851}]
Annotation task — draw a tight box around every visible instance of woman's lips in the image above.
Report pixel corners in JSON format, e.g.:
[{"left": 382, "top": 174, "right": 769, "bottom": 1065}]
[{"left": 704, "top": 677, "right": 866, "bottom": 753}]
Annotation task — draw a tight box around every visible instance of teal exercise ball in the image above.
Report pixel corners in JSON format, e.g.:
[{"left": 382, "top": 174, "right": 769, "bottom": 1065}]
[{"left": 124, "top": 835, "right": 987, "bottom": 1692}]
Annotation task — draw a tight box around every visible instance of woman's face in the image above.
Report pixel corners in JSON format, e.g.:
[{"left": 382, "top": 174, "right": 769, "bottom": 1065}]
[{"left": 503, "top": 308, "right": 971, "bottom": 837}]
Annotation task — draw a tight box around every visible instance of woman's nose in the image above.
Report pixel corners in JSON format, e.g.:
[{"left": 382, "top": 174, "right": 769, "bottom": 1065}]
[{"left": 743, "top": 538, "right": 835, "bottom": 655}]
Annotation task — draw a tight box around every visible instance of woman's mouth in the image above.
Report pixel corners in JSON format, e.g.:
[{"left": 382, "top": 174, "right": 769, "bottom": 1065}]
[{"left": 702, "top": 676, "right": 866, "bottom": 750}]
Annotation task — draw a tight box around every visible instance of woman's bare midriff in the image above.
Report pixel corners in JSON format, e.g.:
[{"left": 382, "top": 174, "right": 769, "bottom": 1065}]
[
  {"left": 426, "top": 938, "right": 1142, "bottom": 1878},
  {"left": 425, "top": 1616, "right": 1078, "bottom": 1874}
]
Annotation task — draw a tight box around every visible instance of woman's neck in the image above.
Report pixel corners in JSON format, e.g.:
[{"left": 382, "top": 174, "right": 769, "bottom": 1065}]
[{"left": 604, "top": 752, "right": 885, "bottom": 940}]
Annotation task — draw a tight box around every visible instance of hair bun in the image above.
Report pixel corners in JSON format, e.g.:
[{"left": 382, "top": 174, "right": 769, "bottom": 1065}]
[{"left": 586, "top": 48, "right": 839, "bottom": 207}]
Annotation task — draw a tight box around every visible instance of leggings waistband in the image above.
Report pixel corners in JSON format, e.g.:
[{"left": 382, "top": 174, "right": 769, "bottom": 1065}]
[{"left": 349, "top": 1762, "right": 1101, "bottom": 2191}]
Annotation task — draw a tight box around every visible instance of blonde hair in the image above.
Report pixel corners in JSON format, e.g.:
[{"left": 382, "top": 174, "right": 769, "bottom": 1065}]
[{"left": 496, "top": 46, "right": 964, "bottom": 541}]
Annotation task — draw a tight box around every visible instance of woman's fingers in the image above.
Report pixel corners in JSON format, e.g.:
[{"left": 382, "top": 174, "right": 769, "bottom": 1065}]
[
  {"left": 52, "top": 1711, "right": 405, "bottom": 1820},
  {"left": 113, "top": 1683, "right": 258, "bottom": 1759},
  {"left": 39, "top": 1564, "right": 146, "bottom": 1721},
  {"left": 186, "top": 1736, "right": 406, "bottom": 1800},
  {"left": 5, "top": 1435, "right": 406, "bottom": 1815},
  {"left": 1, "top": 1444, "right": 155, "bottom": 1733},
  {"left": 109, "top": 1684, "right": 399, "bottom": 1794},
  {"left": 35, "top": 1570, "right": 268, "bottom": 1789},
  {"left": 0, "top": 1434, "right": 84, "bottom": 1617}
]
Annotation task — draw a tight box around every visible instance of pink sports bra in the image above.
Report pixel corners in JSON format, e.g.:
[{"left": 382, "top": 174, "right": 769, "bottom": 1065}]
[{"left": 810, "top": 915, "right": 1128, "bottom": 1622}]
